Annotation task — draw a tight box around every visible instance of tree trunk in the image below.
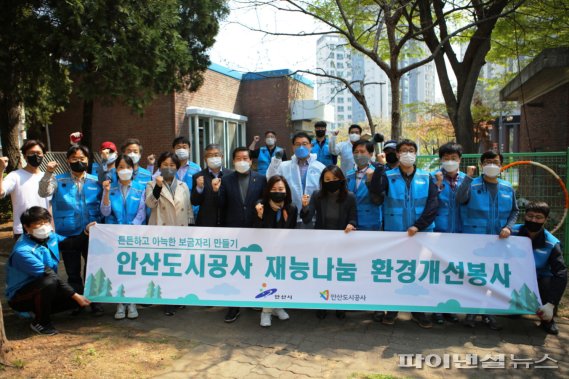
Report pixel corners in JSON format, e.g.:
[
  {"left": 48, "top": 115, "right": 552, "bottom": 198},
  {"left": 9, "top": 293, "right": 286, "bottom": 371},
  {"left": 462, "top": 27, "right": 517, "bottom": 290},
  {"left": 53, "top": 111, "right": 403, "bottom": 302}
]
[
  {"left": 455, "top": 110, "right": 477, "bottom": 153},
  {"left": 81, "top": 99, "right": 94, "bottom": 152},
  {"left": 0, "top": 97, "right": 23, "bottom": 171},
  {"left": 389, "top": 76, "right": 401, "bottom": 140}
]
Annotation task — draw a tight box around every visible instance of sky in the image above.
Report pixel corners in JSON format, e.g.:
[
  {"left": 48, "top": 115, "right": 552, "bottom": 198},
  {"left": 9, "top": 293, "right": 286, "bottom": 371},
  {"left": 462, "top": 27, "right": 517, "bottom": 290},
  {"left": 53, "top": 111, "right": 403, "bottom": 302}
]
[{"left": 209, "top": 1, "right": 321, "bottom": 74}]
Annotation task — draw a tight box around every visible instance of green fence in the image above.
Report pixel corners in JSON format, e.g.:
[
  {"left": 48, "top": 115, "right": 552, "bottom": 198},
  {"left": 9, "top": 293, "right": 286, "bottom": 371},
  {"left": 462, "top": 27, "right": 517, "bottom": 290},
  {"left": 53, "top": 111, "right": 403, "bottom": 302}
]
[{"left": 417, "top": 150, "right": 569, "bottom": 261}]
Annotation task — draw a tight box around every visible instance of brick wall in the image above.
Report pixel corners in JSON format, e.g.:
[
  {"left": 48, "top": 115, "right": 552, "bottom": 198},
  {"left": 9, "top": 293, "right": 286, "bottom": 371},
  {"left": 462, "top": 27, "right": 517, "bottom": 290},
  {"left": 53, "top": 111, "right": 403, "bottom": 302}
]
[{"left": 519, "top": 83, "right": 569, "bottom": 152}]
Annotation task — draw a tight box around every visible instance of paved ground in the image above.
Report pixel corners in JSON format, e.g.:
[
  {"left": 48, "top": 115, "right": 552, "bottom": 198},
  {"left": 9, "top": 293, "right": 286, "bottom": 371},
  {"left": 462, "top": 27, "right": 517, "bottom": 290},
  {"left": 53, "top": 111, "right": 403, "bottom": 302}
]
[{"left": 7, "top": 303, "right": 563, "bottom": 378}]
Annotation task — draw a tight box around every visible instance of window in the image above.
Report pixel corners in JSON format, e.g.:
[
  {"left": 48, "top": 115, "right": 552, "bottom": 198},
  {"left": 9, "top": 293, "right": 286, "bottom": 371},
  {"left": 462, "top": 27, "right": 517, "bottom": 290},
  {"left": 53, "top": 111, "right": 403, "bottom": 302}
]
[
  {"left": 337, "top": 53, "right": 343, "bottom": 60},
  {"left": 337, "top": 71, "right": 344, "bottom": 77},
  {"left": 338, "top": 115, "right": 345, "bottom": 121},
  {"left": 337, "top": 97, "right": 344, "bottom": 103},
  {"left": 338, "top": 106, "right": 344, "bottom": 112},
  {"left": 337, "top": 62, "right": 344, "bottom": 69},
  {"left": 347, "top": 106, "right": 352, "bottom": 111}
]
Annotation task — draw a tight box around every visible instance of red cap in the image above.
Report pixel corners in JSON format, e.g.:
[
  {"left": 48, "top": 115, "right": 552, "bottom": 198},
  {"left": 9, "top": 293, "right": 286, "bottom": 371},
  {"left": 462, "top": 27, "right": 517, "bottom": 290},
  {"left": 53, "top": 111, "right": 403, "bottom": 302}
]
[{"left": 100, "top": 141, "right": 117, "bottom": 152}]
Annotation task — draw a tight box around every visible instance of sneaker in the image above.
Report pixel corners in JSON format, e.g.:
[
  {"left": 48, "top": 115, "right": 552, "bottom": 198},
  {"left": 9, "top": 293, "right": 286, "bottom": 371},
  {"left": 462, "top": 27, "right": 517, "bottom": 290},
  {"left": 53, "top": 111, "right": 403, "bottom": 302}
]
[
  {"left": 271, "top": 308, "right": 290, "bottom": 320},
  {"left": 114, "top": 304, "right": 126, "bottom": 320},
  {"left": 127, "top": 304, "right": 138, "bottom": 319},
  {"left": 30, "top": 321, "right": 58, "bottom": 336},
  {"left": 335, "top": 310, "right": 346, "bottom": 319},
  {"left": 316, "top": 310, "right": 328, "bottom": 319},
  {"left": 482, "top": 315, "right": 502, "bottom": 331},
  {"left": 432, "top": 313, "right": 445, "bottom": 325},
  {"left": 372, "top": 311, "right": 385, "bottom": 322},
  {"left": 444, "top": 313, "right": 459, "bottom": 323},
  {"left": 463, "top": 314, "right": 477, "bottom": 328},
  {"left": 540, "top": 320, "right": 559, "bottom": 335},
  {"left": 382, "top": 311, "right": 398, "bottom": 325},
  {"left": 260, "top": 312, "right": 272, "bottom": 327},
  {"left": 91, "top": 303, "right": 104, "bottom": 317},
  {"left": 224, "top": 307, "right": 240, "bottom": 323},
  {"left": 412, "top": 312, "right": 433, "bottom": 329}
]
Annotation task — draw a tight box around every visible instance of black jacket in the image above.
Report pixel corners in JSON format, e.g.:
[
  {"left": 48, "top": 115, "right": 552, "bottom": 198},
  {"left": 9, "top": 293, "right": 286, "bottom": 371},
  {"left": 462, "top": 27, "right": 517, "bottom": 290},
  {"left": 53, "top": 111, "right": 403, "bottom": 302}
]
[
  {"left": 300, "top": 190, "right": 357, "bottom": 230},
  {"left": 218, "top": 170, "right": 266, "bottom": 227},
  {"left": 191, "top": 168, "right": 232, "bottom": 227},
  {"left": 253, "top": 202, "right": 298, "bottom": 229}
]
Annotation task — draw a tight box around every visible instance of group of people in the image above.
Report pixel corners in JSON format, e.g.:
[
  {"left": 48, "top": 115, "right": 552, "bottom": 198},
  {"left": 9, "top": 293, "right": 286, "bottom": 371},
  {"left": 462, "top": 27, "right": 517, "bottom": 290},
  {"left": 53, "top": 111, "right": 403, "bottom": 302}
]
[{"left": 2, "top": 121, "right": 567, "bottom": 336}]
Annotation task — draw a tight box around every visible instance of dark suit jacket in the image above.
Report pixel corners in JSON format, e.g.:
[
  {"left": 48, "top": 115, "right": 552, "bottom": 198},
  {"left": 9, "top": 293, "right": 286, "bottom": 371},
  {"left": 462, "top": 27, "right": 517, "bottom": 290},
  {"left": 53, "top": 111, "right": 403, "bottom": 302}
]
[
  {"left": 300, "top": 190, "right": 357, "bottom": 230},
  {"left": 252, "top": 202, "right": 298, "bottom": 229},
  {"left": 218, "top": 170, "right": 266, "bottom": 227},
  {"left": 191, "top": 168, "right": 232, "bottom": 227}
]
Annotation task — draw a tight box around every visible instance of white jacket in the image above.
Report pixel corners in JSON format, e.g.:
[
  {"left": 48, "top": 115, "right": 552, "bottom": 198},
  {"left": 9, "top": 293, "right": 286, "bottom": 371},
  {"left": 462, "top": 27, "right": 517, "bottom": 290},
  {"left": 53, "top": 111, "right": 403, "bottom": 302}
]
[{"left": 266, "top": 153, "right": 325, "bottom": 214}]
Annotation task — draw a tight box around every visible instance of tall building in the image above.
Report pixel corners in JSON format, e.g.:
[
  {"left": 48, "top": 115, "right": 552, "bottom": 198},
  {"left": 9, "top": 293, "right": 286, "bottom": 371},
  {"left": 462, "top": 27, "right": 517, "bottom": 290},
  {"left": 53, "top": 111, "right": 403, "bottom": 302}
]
[{"left": 316, "top": 36, "right": 437, "bottom": 128}]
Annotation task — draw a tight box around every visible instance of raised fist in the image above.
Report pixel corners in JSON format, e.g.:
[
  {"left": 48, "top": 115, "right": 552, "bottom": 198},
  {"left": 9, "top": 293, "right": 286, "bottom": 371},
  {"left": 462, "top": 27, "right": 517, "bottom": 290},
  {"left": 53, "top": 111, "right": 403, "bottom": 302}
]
[
  {"left": 253, "top": 135, "right": 260, "bottom": 142},
  {"left": 0, "top": 157, "right": 8, "bottom": 171},
  {"left": 196, "top": 175, "right": 205, "bottom": 190},
  {"left": 212, "top": 178, "right": 221, "bottom": 192},
  {"left": 69, "top": 131, "right": 83, "bottom": 145},
  {"left": 255, "top": 203, "right": 264, "bottom": 219},
  {"left": 435, "top": 172, "right": 443, "bottom": 188},
  {"left": 102, "top": 180, "right": 111, "bottom": 192},
  {"left": 332, "top": 130, "right": 340, "bottom": 136},
  {"left": 467, "top": 166, "right": 477, "bottom": 178},
  {"left": 46, "top": 161, "right": 59, "bottom": 173},
  {"left": 302, "top": 194, "right": 310, "bottom": 208},
  {"left": 376, "top": 153, "right": 386, "bottom": 165},
  {"left": 155, "top": 176, "right": 164, "bottom": 187},
  {"left": 365, "top": 168, "right": 375, "bottom": 182},
  {"left": 147, "top": 154, "right": 156, "bottom": 165}
]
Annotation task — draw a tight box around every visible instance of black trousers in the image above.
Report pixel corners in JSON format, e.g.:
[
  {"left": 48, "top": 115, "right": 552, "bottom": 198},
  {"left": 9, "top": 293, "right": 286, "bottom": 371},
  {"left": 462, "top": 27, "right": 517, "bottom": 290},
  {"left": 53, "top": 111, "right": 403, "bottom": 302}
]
[
  {"left": 9, "top": 272, "right": 76, "bottom": 325},
  {"left": 58, "top": 233, "right": 89, "bottom": 294}
]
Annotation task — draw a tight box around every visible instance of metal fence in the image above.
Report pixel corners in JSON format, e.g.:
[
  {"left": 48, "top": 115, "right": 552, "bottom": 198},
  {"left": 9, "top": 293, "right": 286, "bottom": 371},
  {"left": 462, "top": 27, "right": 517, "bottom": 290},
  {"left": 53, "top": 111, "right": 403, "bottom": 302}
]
[{"left": 418, "top": 150, "right": 569, "bottom": 261}]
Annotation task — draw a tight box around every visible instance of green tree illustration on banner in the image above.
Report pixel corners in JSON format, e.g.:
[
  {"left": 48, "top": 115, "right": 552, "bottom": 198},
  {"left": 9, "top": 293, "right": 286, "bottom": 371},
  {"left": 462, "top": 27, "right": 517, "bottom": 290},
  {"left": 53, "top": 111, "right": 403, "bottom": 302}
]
[
  {"left": 153, "top": 285, "right": 162, "bottom": 299},
  {"left": 84, "top": 274, "right": 95, "bottom": 296},
  {"left": 116, "top": 284, "right": 125, "bottom": 298},
  {"left": 101, "top": 278, "right": 113, "bottom": 297},
  {"left": 145, "top": 281, "right": 155, "bottom": 298},
  {"left": 86, "top": 268, "right": 113, "bottom": 297},
  {"left": 509, "top": 284, "right": 541, "bottom": 312}
]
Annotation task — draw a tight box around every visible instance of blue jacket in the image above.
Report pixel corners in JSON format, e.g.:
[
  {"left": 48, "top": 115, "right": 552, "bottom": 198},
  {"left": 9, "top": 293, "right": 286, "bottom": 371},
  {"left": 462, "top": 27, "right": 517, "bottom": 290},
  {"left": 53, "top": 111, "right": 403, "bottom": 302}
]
[
  {"left": 347, "top": 164, "right": 381, "bottom": 231},
  {"left": 311, "top": 138, "right": 335, "bottom": 166},
  {"left": 105, "top": 181, "right": 146, "bottom": 225},
  {"left": 383, "top": 168, "right": 434, "bottom": 232},
  {"left": 257, "top": 146, "right": 284, "bottom": 176},
  {"left": 433, "top": 171, "right": 466, "bottom": 233},
  {"left": 512, "top": 224, "right": 560, "bottom": 278},
  {"left": 132, "top": 166, "right": 153, "bottom": 187},
  {"left": 52, "top": 173, "right": 102, "bottom": 236},
  {"left": 461, "top": 176, "right": 515, "bottom": 235},
  {"left": 6, "top": 233, "right": 65, "bottom": 300},
  {"left": 219, "top": 170, "right": 267, "bottom": 227}
]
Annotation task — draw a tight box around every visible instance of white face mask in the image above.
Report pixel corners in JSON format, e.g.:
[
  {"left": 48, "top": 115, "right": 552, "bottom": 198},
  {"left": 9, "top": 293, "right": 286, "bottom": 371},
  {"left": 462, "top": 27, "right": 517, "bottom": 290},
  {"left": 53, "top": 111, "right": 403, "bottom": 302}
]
[
  {"left": 175, "top": 148, "right": 190, "bottom": 161},
  {"left": 234, "top": 161, "right": 251, "bottom": 174},
  {"left": 31, "top": 224, "right": 53, "bottom": 240},
  {"left": 349, "top": 133, "right": 361, "bottom": 142},
  {"left": 483, "top": 164, "right": 501, "bottom": 178},
  {"left": 399, "top": 152, "right": 416, "bottom": 167},
  {"left": 117, "top": 169, "right": 133, "bottom": 181},
  {"left": 265, "top": 137, "right": 276, "bottom": 146},
  {"left": 207, "top": 156, "right": 222, "bottom": 169},
  {"left": 127, "top": 152, "right": 141, "bottom": 165},
  {"left": 441, "top": 160, "right": 459, "bottom": 173}
]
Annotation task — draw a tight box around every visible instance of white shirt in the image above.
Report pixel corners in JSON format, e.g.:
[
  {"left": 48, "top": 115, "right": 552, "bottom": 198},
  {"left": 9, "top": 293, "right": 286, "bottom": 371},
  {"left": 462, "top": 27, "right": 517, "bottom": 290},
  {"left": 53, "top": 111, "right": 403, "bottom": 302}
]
[
  {"left": 329, "top": 136, "right": 355, "bottom": 175},
  {"left": 2, "top": 169, "right": 51, "bottom": 234}
]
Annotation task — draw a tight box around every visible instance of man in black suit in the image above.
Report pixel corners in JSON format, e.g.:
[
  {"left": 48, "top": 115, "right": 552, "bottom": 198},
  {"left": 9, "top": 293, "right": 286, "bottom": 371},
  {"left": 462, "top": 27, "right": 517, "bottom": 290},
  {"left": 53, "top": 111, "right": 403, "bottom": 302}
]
[
  {"left": 218, "top": 147, "right": 267, "bottom": 322},
  {"left": 191, "top": 144, "right": 231, "bottom": 227}
]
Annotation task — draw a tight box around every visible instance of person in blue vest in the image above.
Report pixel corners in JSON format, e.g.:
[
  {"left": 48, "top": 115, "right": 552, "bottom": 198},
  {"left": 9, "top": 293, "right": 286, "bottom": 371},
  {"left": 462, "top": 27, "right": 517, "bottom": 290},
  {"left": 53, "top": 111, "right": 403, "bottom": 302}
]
[
  {"left": 346, "top": 140, "right": 381, "bottom": 231},
  {"left": 100, "top": 154, "right": 147, "bottom": 321},
  {"left": 512, "top": 201, "right": 567, "bottom": 335},
  {"left": 6, "top": 206, "right": 94, "bottom": 335},
  {"left": 248, "top": 130, "right": 288, "bottom": 176},
  {"left": 91, "top": 141, "right": 118, "bottom": 183},
  {"left": 311, "top": 121, "right": 337, "bottom": 167},
  {"left": 39, "top": 144, "right": 104, "bottom": 315},
  {"left": 368, "top": 138, "right": 439, "bottom": 328},
  {"left": 457, "top": 150, "right": 519, "bottom": 330},
  {"left": 430, "top": 142, "right": 467, "bottom": 325},
  {"left": 120, "top": 138, "right": 153, "bottom": 187}
]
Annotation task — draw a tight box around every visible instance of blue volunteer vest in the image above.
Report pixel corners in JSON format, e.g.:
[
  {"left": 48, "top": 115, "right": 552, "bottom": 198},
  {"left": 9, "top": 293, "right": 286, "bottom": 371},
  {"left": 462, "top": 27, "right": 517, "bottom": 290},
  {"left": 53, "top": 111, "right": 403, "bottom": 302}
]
[
  {"left": 311, "top": 138, "right": 334, "bottom": 166},
  {"left": 347, "top": 164, "right": 381, "bottom": 231},
  {"left": 105, "top": 181, "right": 146, "bottom": 225},
  {"left": 257, "top": 146, "right": 283, "bottom": 176},
  {"left": 512, "top": 225, "right": 559, "bottom": 278},
  {"left": 133, "top": 166, "right": 153, "bottom": 187},
  {"left": 460, "top": 176, "right": 514, "bottom": 235},
  {"left": 433, "top": 171, "right": 466, "bottom": 233},
  {"left": 383, "top": 168, "right": 434, "bottom": 232},
  {"left": 6, "top": 233, "right": 61, "bottom": 300},
  {"left": 52, "top": 173, "right": 102, "bottom": 236}
]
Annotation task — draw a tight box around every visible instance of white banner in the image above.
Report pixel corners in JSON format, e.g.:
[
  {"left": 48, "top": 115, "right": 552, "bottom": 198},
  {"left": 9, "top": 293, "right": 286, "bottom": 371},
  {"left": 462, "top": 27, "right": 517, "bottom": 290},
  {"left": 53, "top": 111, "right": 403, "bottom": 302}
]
[{"left": 85, "top": 224, "right": 542, "bottom": 314}]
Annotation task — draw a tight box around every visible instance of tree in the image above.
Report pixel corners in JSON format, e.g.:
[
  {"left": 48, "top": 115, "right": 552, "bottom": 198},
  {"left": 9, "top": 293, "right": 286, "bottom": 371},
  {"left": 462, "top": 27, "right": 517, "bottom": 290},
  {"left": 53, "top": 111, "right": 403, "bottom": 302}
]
[
  {"left": 60, "top": 0, "right": 228, "bottom": 150},
  {"left": 417, "top": 0, "right": 525, "bottom": 152},
  {"left": 403, "top": 103, "right": 455, "bottom": 154}
]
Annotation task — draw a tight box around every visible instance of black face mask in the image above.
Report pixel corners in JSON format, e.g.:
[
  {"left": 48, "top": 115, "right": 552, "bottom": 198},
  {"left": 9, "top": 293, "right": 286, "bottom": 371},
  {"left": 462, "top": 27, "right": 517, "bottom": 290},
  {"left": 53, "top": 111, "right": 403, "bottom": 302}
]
[
  {"left": 26, "top": 154, "right": 43, "bottom": 168},
  {"left": 315, "top": 130, "right": 326, "bottom": 138},
  {"left": 70, "top": 161, "right": 88, "bottom": 173},
  {"left": 269, "top": 192, "right": 287, "bottom": 203},
  {"left": 385, "top": 152, "right": 398, "bottom": 164},
  {"left": 323, "top": 180, "right": 343, "bottom": 193},
  {"left": 525, "top": 220, "right": 545, "bottom": 233}
]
